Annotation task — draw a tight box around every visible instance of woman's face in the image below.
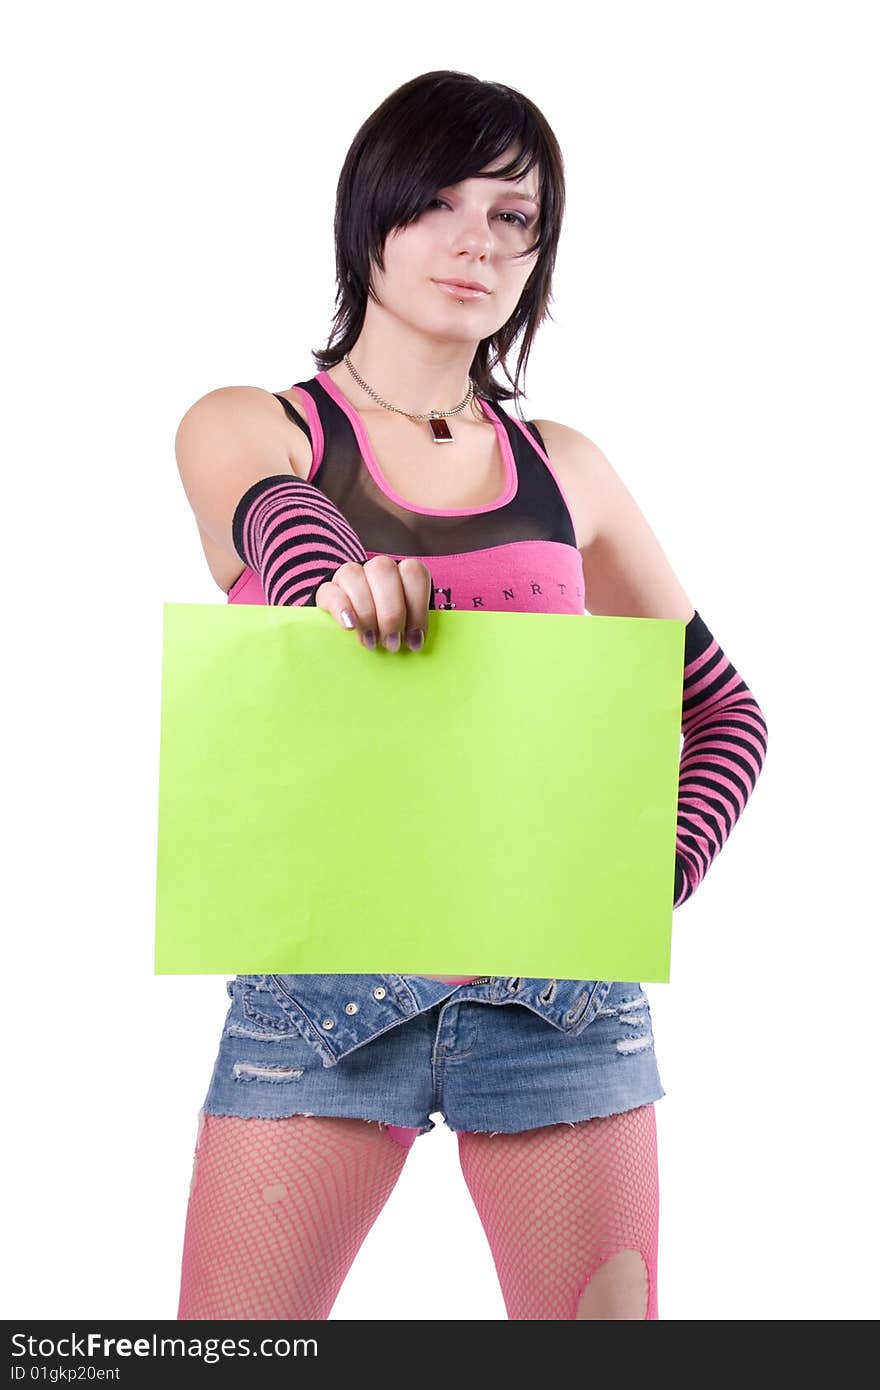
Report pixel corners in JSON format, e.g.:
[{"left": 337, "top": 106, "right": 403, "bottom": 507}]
[{"left": 373, "top": 159, "right": 542, "bottom": 344}]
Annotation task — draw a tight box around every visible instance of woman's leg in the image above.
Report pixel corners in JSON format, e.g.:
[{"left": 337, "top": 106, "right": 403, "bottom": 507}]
[
  {"left": 177, "top": 1111, "right": 412, "bottom": 1319},
  {"left": 456, "top": 1103, "right": 659, "bottom": 1319}
]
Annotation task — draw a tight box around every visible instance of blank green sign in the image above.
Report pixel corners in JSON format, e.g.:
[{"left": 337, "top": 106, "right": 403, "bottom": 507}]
[{"left": 154, "top": 605, "right": 684, "bottom": 981}]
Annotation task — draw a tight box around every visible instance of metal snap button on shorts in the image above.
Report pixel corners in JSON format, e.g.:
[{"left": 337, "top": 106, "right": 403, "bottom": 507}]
[{"left": 200, "top": 975, "right": 666, "bottom": 1135}]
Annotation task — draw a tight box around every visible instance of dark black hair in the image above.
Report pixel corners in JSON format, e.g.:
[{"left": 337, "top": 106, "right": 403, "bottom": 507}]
[{"left": 311, "top": 70, "right": 566, "bottom": 413}]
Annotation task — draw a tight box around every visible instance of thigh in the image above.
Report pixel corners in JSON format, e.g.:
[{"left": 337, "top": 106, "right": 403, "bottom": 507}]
[
  {"left": 178, "top": 1109, "right": 411, "bottom": 1320},
  {"left": 456, "top": 1103, "right": 660, "bottom": 1319}
]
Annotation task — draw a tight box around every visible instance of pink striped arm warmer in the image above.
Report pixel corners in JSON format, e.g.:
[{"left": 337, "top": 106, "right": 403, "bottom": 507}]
[
  {"left": 232, "top": 474, "right": 437, "bottom": 610},
  {"left": 673, "top": 611, "right": 769, "bottom": 906}
]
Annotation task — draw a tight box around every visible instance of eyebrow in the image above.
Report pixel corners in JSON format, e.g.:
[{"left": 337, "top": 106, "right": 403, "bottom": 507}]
[{"left": 491, "top": 184, "right": 540, "bottom": 205}]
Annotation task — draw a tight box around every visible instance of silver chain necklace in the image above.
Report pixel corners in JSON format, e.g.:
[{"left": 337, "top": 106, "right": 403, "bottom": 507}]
[{"left": 343, "top": 351, "right": 476, "bottom": 444}]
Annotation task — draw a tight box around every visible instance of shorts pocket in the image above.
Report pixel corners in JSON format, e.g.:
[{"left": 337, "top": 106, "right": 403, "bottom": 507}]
[
  {"left": 223, "top": 976, "right": 325, "bottom": 1068},
  {"left": 236, "top": 975, "right": 303, "bottom": 1036},
  {"left": 226, "top": 975, "right": 337, "bottom": 1069},
  {"left": 566, "top": 980, "right": 615, "bottom": 1036}
]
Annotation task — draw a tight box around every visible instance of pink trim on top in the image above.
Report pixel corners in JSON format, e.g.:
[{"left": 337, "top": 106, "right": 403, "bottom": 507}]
[
  {"left": 509, "top": 415, "right": 581, "bottom": 547},
  {"left": 315, "top": 370, "right": 518, "bottom": 517},
  {"left": 287, "top": 386, "right": 325, "bottom": 481},
  {"left": 226, "top": 566, "right": 251, "bottom": 600}
]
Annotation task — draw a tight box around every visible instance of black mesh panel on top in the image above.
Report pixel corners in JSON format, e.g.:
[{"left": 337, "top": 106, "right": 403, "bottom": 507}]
[{"left": 271, "top": 378, "right": 577, "bottom": 560}]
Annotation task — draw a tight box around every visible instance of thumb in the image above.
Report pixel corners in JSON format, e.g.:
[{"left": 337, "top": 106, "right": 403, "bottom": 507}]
[{"left": 307, "top": 579, "right": 357, "bottom": 628}]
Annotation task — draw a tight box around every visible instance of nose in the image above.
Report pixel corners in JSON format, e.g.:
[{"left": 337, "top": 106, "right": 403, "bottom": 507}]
[{"left": 448, "top": 213, "right": 493, "bottom": 259}]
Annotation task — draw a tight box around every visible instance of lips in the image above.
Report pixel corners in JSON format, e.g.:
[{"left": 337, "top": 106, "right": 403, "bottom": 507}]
[
  {"left": 434, "top": 280, "right": 490, "bottom": 302},
  {"left": 435, "top": 278, "right": 490, "bottom": 293}
]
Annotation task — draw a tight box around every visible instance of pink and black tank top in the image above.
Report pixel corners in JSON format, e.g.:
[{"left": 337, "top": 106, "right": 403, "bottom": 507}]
[{"left": 227, "top": 370, "right": 587, "bottom": 985}]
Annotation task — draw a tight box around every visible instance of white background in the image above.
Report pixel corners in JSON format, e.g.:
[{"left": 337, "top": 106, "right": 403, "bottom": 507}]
[{"left": 4, "top": 0, "right": 877, "bottom": 1320}]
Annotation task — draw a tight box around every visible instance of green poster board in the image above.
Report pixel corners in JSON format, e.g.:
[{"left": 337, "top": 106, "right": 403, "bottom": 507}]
[{"left": 155, "top": 605, "right": 683, "bottom": 980}]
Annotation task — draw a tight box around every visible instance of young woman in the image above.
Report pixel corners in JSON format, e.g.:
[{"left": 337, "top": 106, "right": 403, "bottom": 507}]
[{"left": 173, "top": 70, "right": 768, "bottom": 1320}]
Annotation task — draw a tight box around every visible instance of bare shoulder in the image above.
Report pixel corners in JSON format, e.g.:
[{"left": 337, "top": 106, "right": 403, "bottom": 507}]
[
  {"left": 529, "top": 417, "right": 695, "bottom": 621},
  {"left": 178, "top": 384, "right": 312, "bottom": 482}
]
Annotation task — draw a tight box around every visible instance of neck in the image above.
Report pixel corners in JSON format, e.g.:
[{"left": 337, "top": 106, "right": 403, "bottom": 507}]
[{"left": 338, "top": 317, "right": 481, "bottom": 416}]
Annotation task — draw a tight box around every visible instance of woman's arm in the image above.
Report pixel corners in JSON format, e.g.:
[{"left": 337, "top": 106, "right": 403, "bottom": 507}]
[
  {"left": 673, "top": 610, "right": 768, "bottom": 905},
  {"left": 232, "top": 473, "right": 369, "bottom": 608}
]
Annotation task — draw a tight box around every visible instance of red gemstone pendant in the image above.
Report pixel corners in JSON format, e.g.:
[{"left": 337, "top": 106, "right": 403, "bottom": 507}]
[{"left": 428, "top": 414, "right": 454, "bottom": 442}]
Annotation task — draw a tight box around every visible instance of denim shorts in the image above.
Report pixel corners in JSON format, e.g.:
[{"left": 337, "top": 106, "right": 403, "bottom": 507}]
[{"left": 200, "top": 975, "right": 666, "bottom": 1136}]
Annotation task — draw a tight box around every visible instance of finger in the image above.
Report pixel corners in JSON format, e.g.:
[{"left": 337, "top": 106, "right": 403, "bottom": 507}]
[
  {"left": 314, "top": 562, "right": 378, "bottom": 643},
  {"left": 396, "top": 558, "right": 432, "bottom": 651},
  {"left": 363, "top": 554, "right": 410, "bottom": 651}
]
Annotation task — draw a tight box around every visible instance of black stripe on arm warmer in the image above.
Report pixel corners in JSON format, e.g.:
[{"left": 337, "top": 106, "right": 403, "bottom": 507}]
[
  {"left": 231, "top": 474, "right": 436, "bottom": 609},
  {"left": 672, "top": 610, "right": 769, "bottom": 907}
]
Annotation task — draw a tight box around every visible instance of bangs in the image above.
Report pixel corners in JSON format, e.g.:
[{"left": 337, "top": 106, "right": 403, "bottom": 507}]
[{"left": 372, "top": 105, "right": 548, "bottom": 261}]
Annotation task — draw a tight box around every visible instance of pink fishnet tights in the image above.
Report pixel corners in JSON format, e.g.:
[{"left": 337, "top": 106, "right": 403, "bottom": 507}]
[
  {"left": 456, "top": 1103, "right": 659, "bottom": 1319},
  {"left": 177, "top": 1104, "right": 658, "bottom": 1320}
]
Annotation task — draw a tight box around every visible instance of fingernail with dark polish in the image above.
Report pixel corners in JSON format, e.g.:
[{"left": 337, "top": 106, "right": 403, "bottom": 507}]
[
  {"left": 405, "top": 629, "right": 424, "bottom": 652},
  {"left": 364, "top": 630, "right": 377, "bottom": 649}
]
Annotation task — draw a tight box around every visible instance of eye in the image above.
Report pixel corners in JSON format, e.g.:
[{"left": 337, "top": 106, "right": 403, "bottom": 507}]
[{"left": 426, "top": 198, "right": 529, "bottom": 228}]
